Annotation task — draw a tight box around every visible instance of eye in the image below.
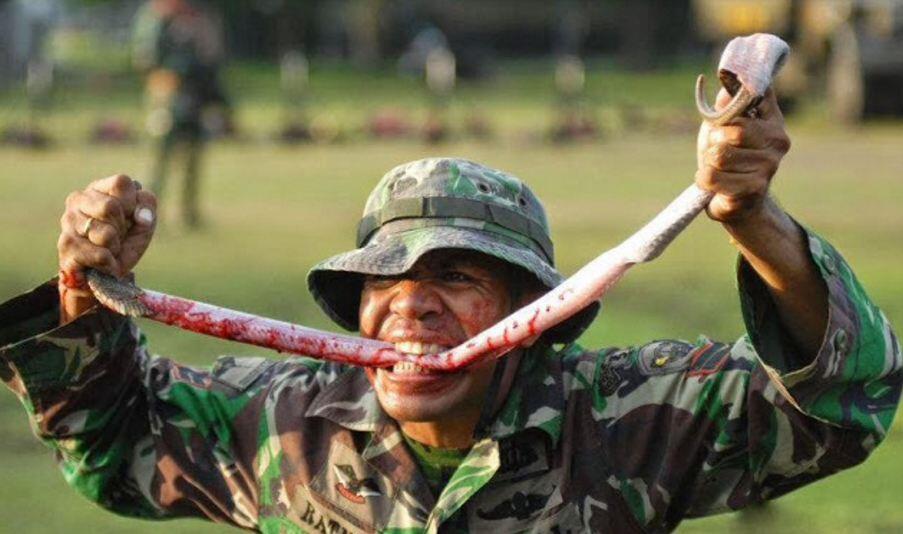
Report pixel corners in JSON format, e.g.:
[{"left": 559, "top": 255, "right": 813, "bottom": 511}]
[
  {"left": 364, "top": 275, "right": 400, "bottom": 290},
  {"left": 439, "top": 270, "right": 474, "bottom": 284}
]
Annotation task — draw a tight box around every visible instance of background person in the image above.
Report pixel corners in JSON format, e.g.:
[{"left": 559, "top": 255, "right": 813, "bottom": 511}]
[{"left": 132, "top": 0, "right": 230, "bottom": 229}]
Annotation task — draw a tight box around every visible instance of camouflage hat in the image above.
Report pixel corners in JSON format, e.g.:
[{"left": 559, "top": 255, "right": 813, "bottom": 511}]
[{"left": 307, "top": 157, "right": 599, "bottom": 344}]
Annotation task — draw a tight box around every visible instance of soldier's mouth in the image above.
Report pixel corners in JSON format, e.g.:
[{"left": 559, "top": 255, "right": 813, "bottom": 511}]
[{"left": 391, "top": 342, "right": 451, "bottom": 375}]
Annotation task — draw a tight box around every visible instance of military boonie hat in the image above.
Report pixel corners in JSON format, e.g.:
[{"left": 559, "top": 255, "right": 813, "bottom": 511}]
[{"left": 307, "top": 157, "right": 599, "bottom": 344}]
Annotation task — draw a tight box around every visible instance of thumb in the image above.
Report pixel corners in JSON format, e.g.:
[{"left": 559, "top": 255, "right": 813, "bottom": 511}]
[
  {"left": 714, "top": 87, "right": 733, "bottom": 111},
  {"left": 133, "top": 189, "right": 157, "bottom": 228},
  {"left": 118, "top": 190, "right": 157, "bottom": 275}
]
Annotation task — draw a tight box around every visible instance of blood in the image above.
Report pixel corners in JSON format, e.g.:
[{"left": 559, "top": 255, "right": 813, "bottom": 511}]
[
  {"left": 59, "top": 270, "right": 85, "bottom": 289},
  {"left": 527, "top": 307, "right": 541, "bottom": 336},
  {"left": 374, "top": 348, "right": 397, "bottom": 367},
  {"left": 264, "top": 329, "right": 281, "bottom": 347},
  {"left": 144, "top": 294, "right": 194, "bottom": 325}
]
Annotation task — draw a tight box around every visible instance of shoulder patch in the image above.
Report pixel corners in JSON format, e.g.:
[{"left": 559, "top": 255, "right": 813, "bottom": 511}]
[
  {"left": 211, "top": 356, "right": 276, "bottom": 392},
  {"left": 596, "top": 349, "right": 633, "bottom": 396},
  {"left": 637, "top": 340, "right": 693, "bottom": 376},
  {"left": 686, "top": 340, "right": 731, "bottom": 378}
]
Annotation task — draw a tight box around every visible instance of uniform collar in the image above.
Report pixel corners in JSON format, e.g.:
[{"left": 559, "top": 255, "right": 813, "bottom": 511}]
[
  {"left": 304, "top": 344, "right": 567, "bottom": 446},
  {"left": 478, "top": 344, "right": 566, "bottom": 447},
  {"left": 304, "top": 365, "right": 387, "bottom": 432}
]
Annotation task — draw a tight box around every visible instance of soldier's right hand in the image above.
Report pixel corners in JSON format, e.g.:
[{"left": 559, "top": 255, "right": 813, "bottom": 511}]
[{"left": 57, "top": 174, "right": 156, "bottom": 322}]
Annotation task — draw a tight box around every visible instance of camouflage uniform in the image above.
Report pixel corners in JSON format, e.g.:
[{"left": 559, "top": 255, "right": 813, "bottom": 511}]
[{"left": 1, "top": 159, "right": 900, "bottom": 532}]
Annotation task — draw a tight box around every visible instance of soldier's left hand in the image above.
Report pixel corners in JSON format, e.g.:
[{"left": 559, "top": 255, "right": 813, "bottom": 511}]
[{"left": 696, "top": 88, "right": 791, "bottom": 224}]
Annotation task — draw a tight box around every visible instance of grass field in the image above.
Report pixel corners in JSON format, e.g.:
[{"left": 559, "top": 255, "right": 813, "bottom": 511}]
[{"left": 1, "top": 63, "right": 902, "bottom": 533}]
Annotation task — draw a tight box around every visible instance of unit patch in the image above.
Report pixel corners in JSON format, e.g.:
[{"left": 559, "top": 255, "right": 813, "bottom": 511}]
[
  {"left": 598, "top": 365, "right": 622, "bottom": 396},
  {"left": 686, "top": 341, "right": 731, "bottom": 379},
  {"left": 637, "top": 341, "right": 693, "bottom": 376}
]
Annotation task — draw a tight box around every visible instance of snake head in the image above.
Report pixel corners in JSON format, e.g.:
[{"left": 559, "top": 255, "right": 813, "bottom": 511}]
[
  {"left": 695, "top": 33, "right": 790, "bottom": 125},
  {"left": 85, "top": 269, "right": 151, "bottom": 317}
]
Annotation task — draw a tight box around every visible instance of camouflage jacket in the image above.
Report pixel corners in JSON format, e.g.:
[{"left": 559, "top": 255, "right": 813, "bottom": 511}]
[{"left": 0, "top": 231, "right": 900, "bottom": 533}]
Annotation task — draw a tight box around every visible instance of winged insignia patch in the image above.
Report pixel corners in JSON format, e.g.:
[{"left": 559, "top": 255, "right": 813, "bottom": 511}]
[{"left": 333, "top": 464, "right": 381, "bottom": 504}]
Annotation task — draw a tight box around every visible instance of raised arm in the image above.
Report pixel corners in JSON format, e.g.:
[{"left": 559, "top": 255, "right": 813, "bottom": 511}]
[
  {"left": 696, "top": 88, "right": 827, "bottom": 364},
  {"left": 0, "top": 175, "right": 268, "bottom": 528}
]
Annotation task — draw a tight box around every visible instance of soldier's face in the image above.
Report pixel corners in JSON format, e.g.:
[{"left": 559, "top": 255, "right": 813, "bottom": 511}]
[{"left": 359, "top": 251, "right": 514, "bottom": 425}]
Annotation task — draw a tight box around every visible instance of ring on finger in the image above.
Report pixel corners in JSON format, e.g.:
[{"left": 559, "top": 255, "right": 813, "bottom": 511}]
[{"left": 79, "top": 217, "right": 96, "bottom": 238}]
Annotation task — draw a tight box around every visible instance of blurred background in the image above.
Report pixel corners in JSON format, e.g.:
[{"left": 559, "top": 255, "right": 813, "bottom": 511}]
[{"left": 1, "top": 0, "right": 902, "bottom": 532}]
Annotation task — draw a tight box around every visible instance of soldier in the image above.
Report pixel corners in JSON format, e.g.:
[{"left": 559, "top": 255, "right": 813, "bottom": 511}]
[
  {"left": 0, "top": 89, "right": 900, "bottom": 532},
  {"left": 133, "top": 0, "right": 229, "bottom": 228}
]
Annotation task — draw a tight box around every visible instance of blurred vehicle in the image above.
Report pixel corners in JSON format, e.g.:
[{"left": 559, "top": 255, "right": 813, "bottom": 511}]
[{"left": 693, "top": 0, "right": 903, "bottom": 122}]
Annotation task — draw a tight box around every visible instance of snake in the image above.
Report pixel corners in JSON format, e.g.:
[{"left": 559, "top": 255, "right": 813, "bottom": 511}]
[{"left": 87, "top": 34, "right": 790, "bottom": 372}]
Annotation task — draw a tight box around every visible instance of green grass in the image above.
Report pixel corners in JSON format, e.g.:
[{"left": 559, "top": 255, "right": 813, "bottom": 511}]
[{"left": 1, "top": 62, "right": 902, "bottom": 533}]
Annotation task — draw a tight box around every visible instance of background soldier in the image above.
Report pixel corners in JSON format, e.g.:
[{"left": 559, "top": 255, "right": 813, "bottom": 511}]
[{"left": 133, "top": 0, "right": 230, "bottom": 229}]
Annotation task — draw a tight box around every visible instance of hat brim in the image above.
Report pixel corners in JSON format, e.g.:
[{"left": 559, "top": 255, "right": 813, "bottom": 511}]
[{"left": 307, "top": 226, "right": 599, "bottom": 344}]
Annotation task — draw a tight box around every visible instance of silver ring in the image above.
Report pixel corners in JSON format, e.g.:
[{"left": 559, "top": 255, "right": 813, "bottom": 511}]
[{"left": 80, "top": 217, "right": 95, "bottom": 238}]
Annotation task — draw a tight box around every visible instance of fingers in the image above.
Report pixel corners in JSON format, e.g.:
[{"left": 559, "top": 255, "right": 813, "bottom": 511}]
[
  {"left": 58, "top": 230, "right": 120, "bottom": 277},
  {"left": 60, "top": 209, "right": 122, "bottom": 256},
  {"left": 713, "top": 85, "right": 783, "bottom": 120},
  {"left": 66, "top": 189, "right": 127, "bottom": 234},
  {"left": 87, "top": 174, "right": 140, "bottom": 217},
  {"left": 707, "top": 117, "right": 790, "bottom": 152},
  {"left": 58, "top": 174, "right": 155, "bottom": 284},
  {"left": 702, "top": 143, "right": 782, "bottom": 175},
  {"left": 695, "top": 167, "right": 770, "bottom": 197},
  {"left": 708, "top": 119, "right": 767, "bottom": 148},
  {"left": 755, "top": 88, "right": 782, "bottom": 120}
]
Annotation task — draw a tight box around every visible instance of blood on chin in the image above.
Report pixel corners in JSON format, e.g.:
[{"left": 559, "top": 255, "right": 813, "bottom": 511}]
[
  {"left": 366, "top": 366, "right": 473, "bottom": 419},
  {"left": 371, "top": 369, "right": 473, "bottom": 421}
]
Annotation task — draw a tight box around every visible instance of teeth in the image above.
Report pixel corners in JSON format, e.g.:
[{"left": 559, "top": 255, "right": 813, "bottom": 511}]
[
  {"left": 394, "top": 341, "right": 447, "bottom": 355},
  {"left": 392, "top": 361, "right": 428, "bottom": 374},
  {"left": 391, "top": 342, "right": 449, "bottom": 374}
]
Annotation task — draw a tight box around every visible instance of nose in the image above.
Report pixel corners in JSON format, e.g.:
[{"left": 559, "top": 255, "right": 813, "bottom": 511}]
[{"left": 389, "top": 280, "right": 443, "bottom": 320}]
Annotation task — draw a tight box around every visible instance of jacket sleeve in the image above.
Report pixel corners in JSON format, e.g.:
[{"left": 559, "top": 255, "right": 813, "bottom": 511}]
[
  {"left": 591, "top": 229, "right": 902, "bottom": 529},
  {"left": 0, "top": 281, "right": 287, "bottom": 530}
]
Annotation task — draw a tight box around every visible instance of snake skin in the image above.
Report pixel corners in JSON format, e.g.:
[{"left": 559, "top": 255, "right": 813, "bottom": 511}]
[{"left": 86, "top": 270, "right": 152, "bottom": 317}]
